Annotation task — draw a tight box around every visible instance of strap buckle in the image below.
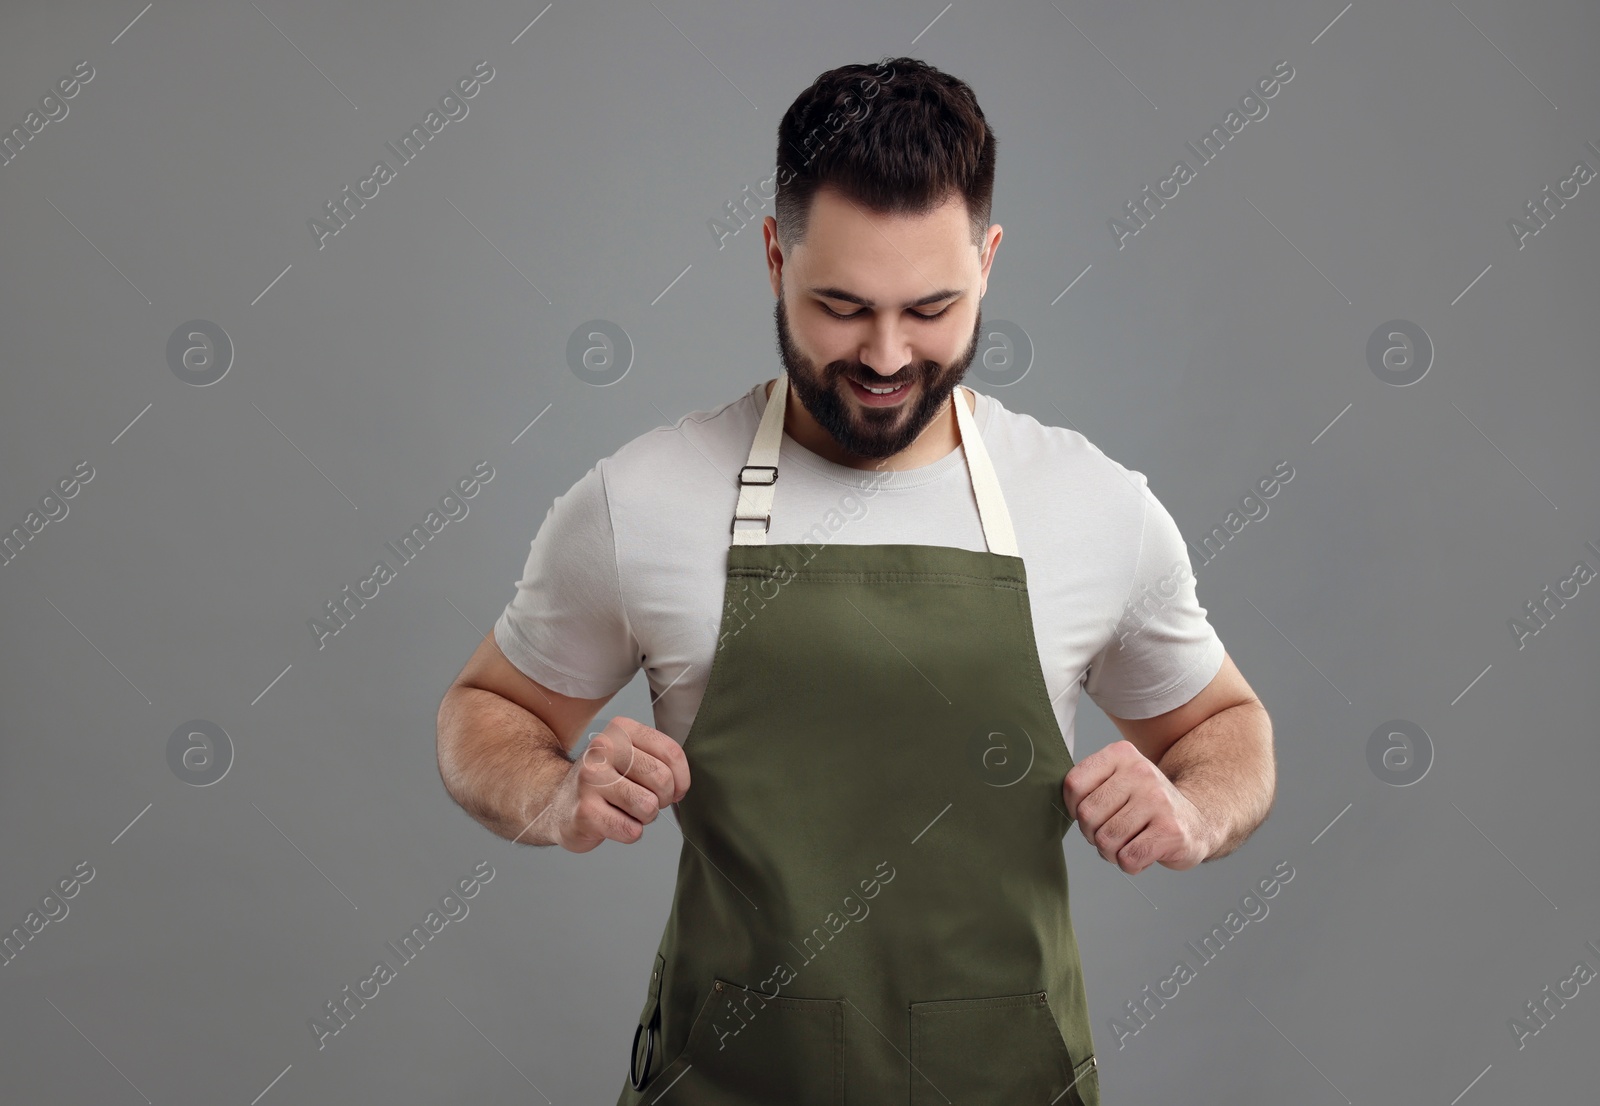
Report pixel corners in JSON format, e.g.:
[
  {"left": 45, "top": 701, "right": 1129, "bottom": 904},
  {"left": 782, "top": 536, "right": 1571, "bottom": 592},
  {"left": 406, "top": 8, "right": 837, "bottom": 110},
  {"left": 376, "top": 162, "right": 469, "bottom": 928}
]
[
  {"left": 731, "top": 514, "right": 770, "bottom": 536},
  {"left": 738, "top": 464, "right": 778, "bottom": 486}
]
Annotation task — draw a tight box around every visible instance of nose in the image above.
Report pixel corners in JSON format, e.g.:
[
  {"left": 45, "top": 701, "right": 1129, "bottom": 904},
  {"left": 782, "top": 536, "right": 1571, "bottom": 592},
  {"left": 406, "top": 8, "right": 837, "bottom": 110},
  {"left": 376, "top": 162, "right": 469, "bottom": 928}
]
[{"left": 858, "top": 317, "right": 915, "bottom": 378}]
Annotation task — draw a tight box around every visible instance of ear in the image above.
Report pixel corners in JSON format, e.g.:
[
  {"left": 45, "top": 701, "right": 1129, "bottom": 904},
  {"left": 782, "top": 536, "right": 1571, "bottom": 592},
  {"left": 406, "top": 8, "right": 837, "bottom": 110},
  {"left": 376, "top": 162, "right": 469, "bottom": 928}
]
[
  {"left": 763, "top": 216, "right": 785, "bottom": 299},
  {"left": 978, "top": 223, "right": 1002, "bottom": 295}
]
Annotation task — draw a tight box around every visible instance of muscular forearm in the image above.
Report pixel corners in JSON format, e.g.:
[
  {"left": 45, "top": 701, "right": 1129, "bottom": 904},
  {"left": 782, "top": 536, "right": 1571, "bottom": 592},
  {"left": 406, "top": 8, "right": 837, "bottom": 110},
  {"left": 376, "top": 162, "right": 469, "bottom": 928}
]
[
  {"left": 436, "top": 685, "right": 571, "bottom": 847},
  {"left": 1158, "top": 700, "right": 1276, "bottom": 861}
]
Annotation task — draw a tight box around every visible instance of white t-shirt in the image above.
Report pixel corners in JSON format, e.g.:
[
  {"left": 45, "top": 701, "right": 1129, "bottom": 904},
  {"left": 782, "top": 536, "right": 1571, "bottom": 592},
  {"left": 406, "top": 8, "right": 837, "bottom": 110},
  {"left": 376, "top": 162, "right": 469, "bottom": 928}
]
[{"left": 493, "top": 379, "right": 1226, "bottom": 757}]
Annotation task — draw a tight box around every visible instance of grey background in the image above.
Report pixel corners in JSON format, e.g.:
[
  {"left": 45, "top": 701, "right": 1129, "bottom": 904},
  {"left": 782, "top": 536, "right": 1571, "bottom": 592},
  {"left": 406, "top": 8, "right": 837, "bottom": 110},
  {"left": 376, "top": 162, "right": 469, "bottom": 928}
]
[{"left": 2, "top": 0, "right": 1597, "bottom": 1102}]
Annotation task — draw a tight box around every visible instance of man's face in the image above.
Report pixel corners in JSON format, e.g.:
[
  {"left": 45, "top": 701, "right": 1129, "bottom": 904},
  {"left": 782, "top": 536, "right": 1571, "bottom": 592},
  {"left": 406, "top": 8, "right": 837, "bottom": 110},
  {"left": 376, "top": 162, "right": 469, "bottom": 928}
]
[{"left": 768, "top": 186, "right": 999, "bottom": 462}]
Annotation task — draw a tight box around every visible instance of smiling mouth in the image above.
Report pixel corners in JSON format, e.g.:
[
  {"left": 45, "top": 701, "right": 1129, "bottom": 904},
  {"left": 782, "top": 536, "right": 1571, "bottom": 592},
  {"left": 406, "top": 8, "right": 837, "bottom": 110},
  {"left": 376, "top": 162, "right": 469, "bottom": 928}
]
[{"left": 846, "top": 377, "right": 913, "bottom": 406}]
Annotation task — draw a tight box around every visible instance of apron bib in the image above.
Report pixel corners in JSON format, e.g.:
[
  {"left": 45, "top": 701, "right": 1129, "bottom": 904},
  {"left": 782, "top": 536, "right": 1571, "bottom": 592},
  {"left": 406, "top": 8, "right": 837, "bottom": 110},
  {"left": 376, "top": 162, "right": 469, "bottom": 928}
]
[{"left": 617, "top": 374, "right": 1101, "bottom": 1105}]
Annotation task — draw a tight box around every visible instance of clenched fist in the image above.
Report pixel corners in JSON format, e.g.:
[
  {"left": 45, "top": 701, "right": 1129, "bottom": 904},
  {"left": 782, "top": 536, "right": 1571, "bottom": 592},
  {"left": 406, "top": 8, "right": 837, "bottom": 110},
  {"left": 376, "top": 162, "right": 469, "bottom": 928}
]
[
  {"left": 1063, "top": 739, "right": 1212, "bottom": 874},
  {"left": 543, "top": 717, "right": 690, "bottom": 853}
]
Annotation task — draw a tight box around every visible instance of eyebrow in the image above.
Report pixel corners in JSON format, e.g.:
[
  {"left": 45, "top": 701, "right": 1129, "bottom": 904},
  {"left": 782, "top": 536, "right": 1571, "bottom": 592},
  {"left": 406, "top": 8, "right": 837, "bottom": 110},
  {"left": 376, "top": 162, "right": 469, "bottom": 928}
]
[{"left": 808, "top": 286, "right": 964, "bottom": 309}]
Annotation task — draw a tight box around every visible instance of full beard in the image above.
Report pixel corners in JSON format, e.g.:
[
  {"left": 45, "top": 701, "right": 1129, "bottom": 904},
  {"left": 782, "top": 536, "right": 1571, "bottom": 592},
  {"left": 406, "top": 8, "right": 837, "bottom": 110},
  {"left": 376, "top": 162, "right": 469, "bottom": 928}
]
[{"left": 773, "top": 295, "right": 983, "bottom": 462}]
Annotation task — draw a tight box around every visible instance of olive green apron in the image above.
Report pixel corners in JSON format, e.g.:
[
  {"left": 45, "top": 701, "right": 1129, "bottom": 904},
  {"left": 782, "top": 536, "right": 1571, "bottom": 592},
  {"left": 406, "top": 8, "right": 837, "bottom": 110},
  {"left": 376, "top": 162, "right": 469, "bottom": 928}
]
[{"left": 617, "top": 374, "right": 1101, "bottom": 1105}]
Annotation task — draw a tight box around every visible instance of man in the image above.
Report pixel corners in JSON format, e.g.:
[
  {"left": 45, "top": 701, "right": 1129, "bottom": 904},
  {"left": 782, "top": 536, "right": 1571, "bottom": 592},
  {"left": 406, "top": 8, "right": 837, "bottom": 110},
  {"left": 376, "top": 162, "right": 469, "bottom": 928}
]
[{"left": 437, "top": 56, "right": 1274, "bottom": 1106}]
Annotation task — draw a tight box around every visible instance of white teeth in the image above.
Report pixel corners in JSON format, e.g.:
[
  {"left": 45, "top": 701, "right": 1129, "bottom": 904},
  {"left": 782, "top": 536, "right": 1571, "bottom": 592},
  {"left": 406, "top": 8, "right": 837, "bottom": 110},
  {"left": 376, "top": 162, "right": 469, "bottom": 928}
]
[{"left": 863, "top": 383, "right": 904, "bottom": 394}]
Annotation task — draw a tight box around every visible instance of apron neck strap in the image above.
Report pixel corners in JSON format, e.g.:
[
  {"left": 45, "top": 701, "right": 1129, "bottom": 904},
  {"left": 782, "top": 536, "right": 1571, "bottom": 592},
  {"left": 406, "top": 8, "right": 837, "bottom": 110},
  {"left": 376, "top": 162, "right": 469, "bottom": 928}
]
[{"left": 732, "top": 374, "right": 1019, "bottom": 557}]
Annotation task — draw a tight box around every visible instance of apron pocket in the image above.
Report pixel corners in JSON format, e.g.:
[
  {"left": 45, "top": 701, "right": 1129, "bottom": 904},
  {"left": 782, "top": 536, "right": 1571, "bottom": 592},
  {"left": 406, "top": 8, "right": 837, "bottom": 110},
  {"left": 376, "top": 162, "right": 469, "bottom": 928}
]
[
  {"left": 667, "top": 977, "right": 844, "bottom": 1105},
  {"left": 910, "top": 990, "right": 1093, "bottom": 1106}
]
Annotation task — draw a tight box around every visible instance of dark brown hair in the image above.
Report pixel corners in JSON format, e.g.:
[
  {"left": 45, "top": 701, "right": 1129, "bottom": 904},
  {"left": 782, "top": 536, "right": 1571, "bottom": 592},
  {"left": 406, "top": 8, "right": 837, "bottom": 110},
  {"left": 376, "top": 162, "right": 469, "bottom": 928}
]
[{"left": 773, "top": 56, "right": 996, "bottom": 253}]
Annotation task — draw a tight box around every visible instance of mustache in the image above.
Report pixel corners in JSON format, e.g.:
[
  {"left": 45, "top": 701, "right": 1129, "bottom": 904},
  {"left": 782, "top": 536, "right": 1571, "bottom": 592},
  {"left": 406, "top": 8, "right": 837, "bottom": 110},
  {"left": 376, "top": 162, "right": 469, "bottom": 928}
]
[{"left": 838, "top": 367, "right": 923, "bottom": 388}]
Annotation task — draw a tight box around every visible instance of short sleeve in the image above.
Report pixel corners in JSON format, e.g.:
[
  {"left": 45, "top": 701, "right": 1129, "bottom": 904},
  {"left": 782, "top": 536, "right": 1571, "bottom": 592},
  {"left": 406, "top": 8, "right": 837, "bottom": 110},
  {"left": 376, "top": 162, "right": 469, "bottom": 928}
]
[
  {"left": 492, "top": 458, "right": 640, "bottom": 699},
  {"left": 1082, "top": 476, "right": 1226, "bottom": 719}
]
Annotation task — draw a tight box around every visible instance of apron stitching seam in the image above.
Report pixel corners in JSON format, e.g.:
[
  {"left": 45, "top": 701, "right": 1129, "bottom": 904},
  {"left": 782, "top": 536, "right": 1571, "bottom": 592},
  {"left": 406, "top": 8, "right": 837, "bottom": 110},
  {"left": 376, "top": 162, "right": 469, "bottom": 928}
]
[{"left": 726, "top": 571, "right": 1026, "bottom": 587}]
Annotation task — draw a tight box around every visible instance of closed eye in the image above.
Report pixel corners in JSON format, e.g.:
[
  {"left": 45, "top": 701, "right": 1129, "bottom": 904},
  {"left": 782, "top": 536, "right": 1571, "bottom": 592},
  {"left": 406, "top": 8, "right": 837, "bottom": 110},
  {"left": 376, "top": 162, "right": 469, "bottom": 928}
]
[{"left": 821, "top": 304, "right": 952, "bottom": 321}]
